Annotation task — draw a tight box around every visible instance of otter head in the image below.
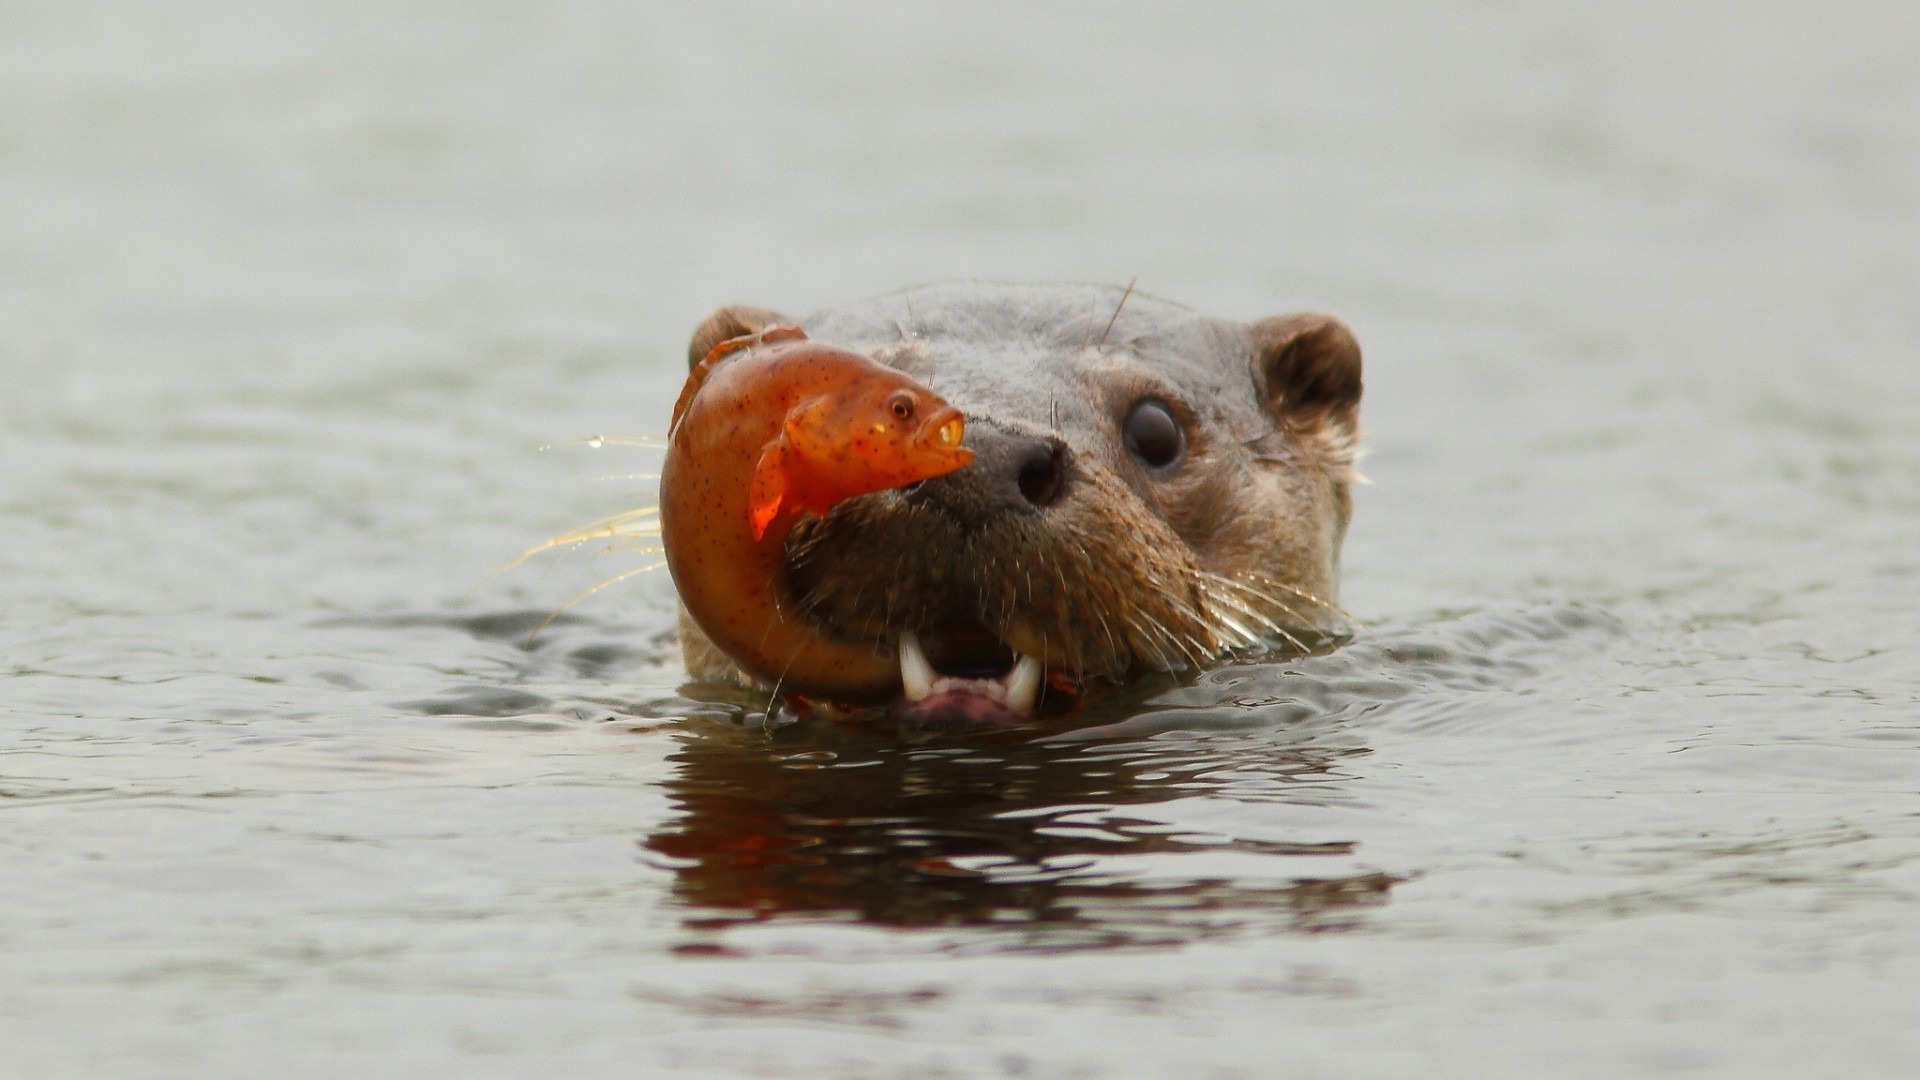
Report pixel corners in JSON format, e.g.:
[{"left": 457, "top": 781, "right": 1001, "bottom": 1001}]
[{"left": 678, "top": 284, "right": 1362, "bottom": 727}]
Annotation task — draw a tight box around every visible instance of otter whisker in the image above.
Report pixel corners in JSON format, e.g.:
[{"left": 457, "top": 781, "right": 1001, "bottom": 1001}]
[
  {"left": 1195, "top": 572, "right": 1293, "bottom": 622},
  {"left": 1217, "top": 569, "right": 1352, "bottom": 621},
  {"left": 478, "top": 506, "right": 661, "bottom": 593},
  {"left": 1119, "top": 609, "right": 1168, "bottom": 665},
  {"left": 527, "top": 506, "right": 662, "bottom": 546},
  {"left": 1171, "top": 621, "right": 1219, "bottom": 670},
  {"left": 1120, "top": 610, "right": 1178, "bottom": 670},
  {"left": 1195, "top": 569, "right": 1306, "bottom": 620},
  {"left": 1146, "top": 566, "right": 1225, "bottom": 664},
  {"left": 1196, "top": 573, "right": 1309, "bottom": 641},
  {"left": 1091, "top": 593, "right": 1124, "bottom": 676},
  {"left": 1200, "top": 570, "right": 1300, "bottom": 620},
  {"left": 523, "top": 559, "right": 668, "bottom": 645},
  {"left": 1092, "top": 278, "right": 1137, "bottom": 349},
  {"left": 762, "top": 653, "right": 795, "bottom": 722},
  {"left": 593, "top": 541, "right": 664, "bottom": 558},
  {"left": 1130, "top": 581, "right": 1218, "bottom": 670},
  {"left": 1040, "top": 545, "right": 1092, "bottom": 670},
  {"left": 1121, "top": 588, "right": 1198, "bottom": 664},
  {"left": 1207, "top": 569, "right": 1371, "bottom": 641},
  {"left": 1180, "top": 584, "right": 1263, "bottom": 650},
  {"left": 1120, "top": 610, "right": 1182, "bottom": 671},
  {"left": 539, "top": 433, "right": 668, "bottom": 451},
  {"left": 1198, "top": 583, "right": 1309, "bottom": 654}
]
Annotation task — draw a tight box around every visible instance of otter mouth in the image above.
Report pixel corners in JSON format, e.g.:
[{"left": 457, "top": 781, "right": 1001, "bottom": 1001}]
[{"left": 891, "top": 624, "right": 1048, "bottom": 729}]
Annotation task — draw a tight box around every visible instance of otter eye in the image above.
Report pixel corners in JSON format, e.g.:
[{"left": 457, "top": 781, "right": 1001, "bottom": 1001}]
[
  {"left": 1123, "top": 398, "right": 1184, "bottom": 469},
  {"left": 888, "top": 392, "right": 916, "bottom": 422}
]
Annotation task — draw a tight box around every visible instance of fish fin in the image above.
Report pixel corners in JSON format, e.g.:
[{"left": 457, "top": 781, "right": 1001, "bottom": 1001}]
[{"left": 748, "top": 437, "right": 793, "bottom": 541}]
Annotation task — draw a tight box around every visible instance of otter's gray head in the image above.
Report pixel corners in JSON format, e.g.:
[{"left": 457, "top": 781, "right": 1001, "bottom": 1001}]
[{"left": 679, "top": 283, "right": 1362, "bottom": 726}]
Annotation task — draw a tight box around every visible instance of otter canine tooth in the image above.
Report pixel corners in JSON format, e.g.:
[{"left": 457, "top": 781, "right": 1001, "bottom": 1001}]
[
  {"left": 898, "top": 631, "right": 935, "bottom": 702},
  {"left": 1005, "top": 654, "right": 1043, "bottom": 716}
]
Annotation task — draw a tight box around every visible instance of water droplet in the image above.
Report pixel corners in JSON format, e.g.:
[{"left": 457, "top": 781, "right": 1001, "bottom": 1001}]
[{"left": 586, "top": 435, "right": 605, "bottom": 449}]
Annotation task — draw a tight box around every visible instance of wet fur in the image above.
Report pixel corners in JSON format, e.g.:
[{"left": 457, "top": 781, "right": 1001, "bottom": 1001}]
[{"left": 679, "top": 283, "right": 1362, "bottom": 686}]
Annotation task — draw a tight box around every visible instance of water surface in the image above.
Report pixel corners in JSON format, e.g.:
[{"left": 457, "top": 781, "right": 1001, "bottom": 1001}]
[{"left": 4, "top": 2, "right": 1919, "bottom": 1077}]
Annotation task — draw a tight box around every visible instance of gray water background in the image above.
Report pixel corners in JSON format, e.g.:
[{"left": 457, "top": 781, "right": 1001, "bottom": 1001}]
[{"left": 4, "top": 2, "right": 1918, "bottom": 1077}]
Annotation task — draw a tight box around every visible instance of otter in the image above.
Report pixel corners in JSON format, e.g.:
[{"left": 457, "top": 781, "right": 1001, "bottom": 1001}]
[{"left": 668, "top": 283, "right": 1362, "bottom": 728}]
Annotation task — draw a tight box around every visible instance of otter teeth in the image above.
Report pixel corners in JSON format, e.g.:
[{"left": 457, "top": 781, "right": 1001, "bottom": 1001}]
[
  {"left": 899, "top": 630, "right": 936, "bottom": 702},
  {"left": 1003, "top": 654, "right": 1043, "bottom": 716},
  {"left": 897, "top": 631, "right": 1044, "bottom": 717}
]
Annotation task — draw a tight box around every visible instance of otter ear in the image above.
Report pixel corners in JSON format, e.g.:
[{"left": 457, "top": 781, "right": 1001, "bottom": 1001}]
[
  {"left": 1251, "top": 313, "right": 1362, "bottom": 437},
  {"left": 687, "top": 305, "right": 790, "bottom": 370},
  {"left": 1249, "top": 313, "right": 1362, "bottom": 480}
]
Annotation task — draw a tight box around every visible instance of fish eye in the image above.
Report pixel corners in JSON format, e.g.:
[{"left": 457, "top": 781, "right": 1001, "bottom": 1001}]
[
  {"left": 888, "top": 392, "right": 916, "bottom": 422},
  {"left": 1122, "top": 398, "right": 1185, "bottom": 469}
]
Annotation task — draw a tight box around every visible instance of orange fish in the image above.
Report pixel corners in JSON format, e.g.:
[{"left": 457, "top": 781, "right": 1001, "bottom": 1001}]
[{"left": 660, "top": 326, "right": 973, "bottom": 702}]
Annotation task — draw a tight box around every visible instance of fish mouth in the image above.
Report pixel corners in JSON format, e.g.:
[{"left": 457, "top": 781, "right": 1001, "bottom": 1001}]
[
  {"left": 911, "top": 406, "right": 974, "bottom": 467},
  {"left": 889, "top": 623, "right": 1058, "bottom": 730}
]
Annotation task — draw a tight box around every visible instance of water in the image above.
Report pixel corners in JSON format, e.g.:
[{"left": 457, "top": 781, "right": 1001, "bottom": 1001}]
[{"left": 4, "top": 2, "right": 1918, "bottom": 1077}]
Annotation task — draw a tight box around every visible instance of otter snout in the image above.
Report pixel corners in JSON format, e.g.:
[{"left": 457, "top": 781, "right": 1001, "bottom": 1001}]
[{"left": 904, "top": 422, "right": 1070, "bottom": 530}]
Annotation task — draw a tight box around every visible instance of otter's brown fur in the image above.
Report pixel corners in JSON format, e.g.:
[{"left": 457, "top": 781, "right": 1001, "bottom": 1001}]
[{"left": 675, "top": 283, "right": 1362, "bottom": 694}]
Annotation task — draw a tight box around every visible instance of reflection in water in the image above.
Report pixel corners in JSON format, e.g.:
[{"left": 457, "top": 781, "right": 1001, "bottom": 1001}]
[
  {"left": 643, "top": 713, "right": 1393, "bottom": 949},
  {"left": 635, "top": 607, "right": 1621, "bottom": 948}
]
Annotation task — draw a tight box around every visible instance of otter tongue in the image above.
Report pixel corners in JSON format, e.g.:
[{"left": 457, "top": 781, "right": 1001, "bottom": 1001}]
[{"left": 897, "top": 631, "right": 1043, "bottom": 717}]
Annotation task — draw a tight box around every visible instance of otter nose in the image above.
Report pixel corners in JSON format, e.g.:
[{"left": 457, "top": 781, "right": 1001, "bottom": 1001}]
[
  {"left": 1010, "top": 434, "right": 1067, "bottom": 507},
  {"left": 904, "top": 422, "right": 1068, "bottom": 524}
]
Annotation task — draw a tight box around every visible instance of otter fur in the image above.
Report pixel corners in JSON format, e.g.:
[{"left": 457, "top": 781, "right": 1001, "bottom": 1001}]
[{"left": 673, "top": 283, "right": 1362, "bottom": 723}]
